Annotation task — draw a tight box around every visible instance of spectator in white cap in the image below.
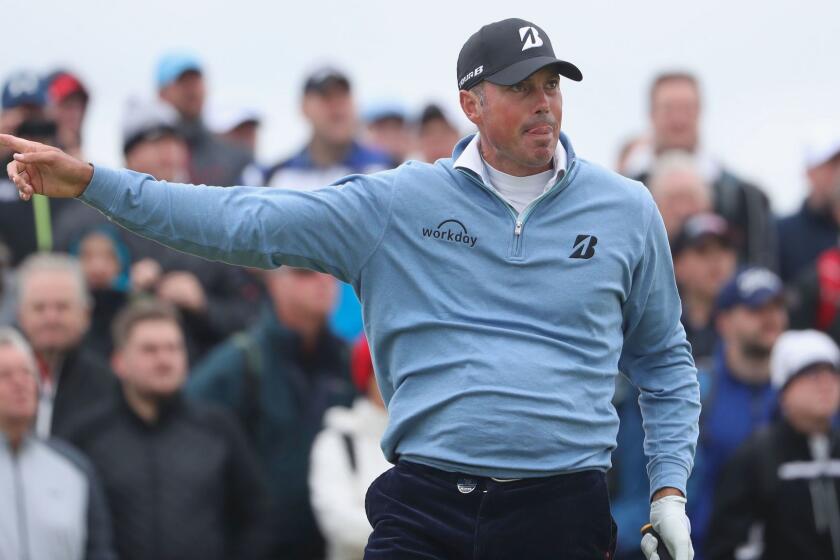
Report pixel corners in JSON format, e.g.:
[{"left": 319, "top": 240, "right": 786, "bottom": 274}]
[
  {"left": 707, "top": 329, "right": 840, "bottom": 560},
  {"left": 54, "top": 98, "right": 190, "bottom": 247},
  {"left": 206, "top": 104, "right": 261, "bottom": 157},
  {"left": 55, "top": 99, "right": 261, "bottom": 364},
  {"left": 778, "top": 124, "right": 840, "bottom": 282}
]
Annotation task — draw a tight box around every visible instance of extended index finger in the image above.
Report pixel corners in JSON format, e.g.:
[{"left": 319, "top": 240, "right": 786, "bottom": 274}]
[{"left": 0, "top": 133, "right": 39, "bottom": 153}]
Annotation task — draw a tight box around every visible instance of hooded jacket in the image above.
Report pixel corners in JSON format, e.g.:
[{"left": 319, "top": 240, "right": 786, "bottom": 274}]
[
  {"left": 309, "top": 398, "right": 391, "bottom": 560},
  {"left": 80, "top": 132, "right": 700, "bottom": 498}
]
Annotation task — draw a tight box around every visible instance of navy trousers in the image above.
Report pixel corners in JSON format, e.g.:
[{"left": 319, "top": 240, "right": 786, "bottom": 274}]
[{"left": 364, "top": 460, "right": 618, "bottom": 559}]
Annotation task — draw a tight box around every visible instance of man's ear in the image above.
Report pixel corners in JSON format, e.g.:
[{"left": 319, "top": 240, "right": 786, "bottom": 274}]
[{"left": 459, "top": 89, "right": 481, "bottom": 127}]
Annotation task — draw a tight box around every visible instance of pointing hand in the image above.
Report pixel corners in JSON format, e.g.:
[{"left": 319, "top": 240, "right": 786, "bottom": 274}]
[{"left": 1, "top": 134, "right": 94, "bottom": 200}]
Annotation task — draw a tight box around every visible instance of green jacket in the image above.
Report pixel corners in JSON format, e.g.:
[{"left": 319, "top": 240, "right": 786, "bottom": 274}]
[{"left": 186, "top": 306, "right": 354, "bottom": 557}]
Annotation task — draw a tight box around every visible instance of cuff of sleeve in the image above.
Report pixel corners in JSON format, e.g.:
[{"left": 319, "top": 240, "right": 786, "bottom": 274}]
[
  {"left": 78, "top": 165, "right": 122, "bottom": 212},
  {"left": 648, "top": 460, "right": 690, "bottom": 501}
]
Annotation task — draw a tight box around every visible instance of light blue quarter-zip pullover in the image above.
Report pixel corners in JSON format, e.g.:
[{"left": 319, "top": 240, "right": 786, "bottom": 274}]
[{"left": 79, "top": 132, "right": 700, "bottom": 498}]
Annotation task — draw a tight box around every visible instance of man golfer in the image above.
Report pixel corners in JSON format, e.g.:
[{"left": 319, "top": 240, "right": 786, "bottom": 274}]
[{"left": 5, "top": 18, "right": 699, "bottom": 560}]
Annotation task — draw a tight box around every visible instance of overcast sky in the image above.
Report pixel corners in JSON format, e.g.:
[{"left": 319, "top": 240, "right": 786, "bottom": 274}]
[{"left": 14, "top": 0, "right": 840, "bottom": 212}]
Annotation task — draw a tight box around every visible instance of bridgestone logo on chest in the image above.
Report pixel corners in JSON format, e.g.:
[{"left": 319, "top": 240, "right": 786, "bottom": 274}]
[{"left": 422, "top": 219, "right": 477, "bottom": 248}]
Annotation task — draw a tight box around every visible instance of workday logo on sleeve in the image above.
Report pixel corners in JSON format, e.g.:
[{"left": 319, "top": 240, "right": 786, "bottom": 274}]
[{"left": 422, "top": 219, "right": 478, "bottom": 248}]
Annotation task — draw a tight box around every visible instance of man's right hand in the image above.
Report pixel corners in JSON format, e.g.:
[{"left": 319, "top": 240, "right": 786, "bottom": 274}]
[{"left": 0, "top": 133, "right": 94, "bottom": 200}]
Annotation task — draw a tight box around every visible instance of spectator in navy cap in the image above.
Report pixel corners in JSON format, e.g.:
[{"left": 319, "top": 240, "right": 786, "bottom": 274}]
[
  {"left": 673, "top": 213, "right": 737, "bottom": 370},
  {"left": 1, "top": 70, "right": 56, "bottom": 148},
  {"left": 156, "top": 51, "right": 251, "bottom": 186},
  {"left": 46, "top": 70, "right": 89, "bottom": 159},
  {"left": 0, "top": 71, "right": 66, "bottom": 265},
  {"left": 256, "top": 66, "right": 394, "bottom": 345},
  {"left": 260, "top": 67, "right": 393, "bottom": 191},
  {"left": 689, "top": 266, "right": 788, "bottom": 553},
  {"left": 1, "top": 70, "right": 48, "bottom": 133}
]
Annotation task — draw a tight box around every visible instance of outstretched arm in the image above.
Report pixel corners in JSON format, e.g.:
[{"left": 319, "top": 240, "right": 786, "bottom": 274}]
[
  {"left": 2, "top": 134, "right": 395, "bottom": 283},
  {"left": 620, "top": 195, "right": 700, "bottom": 560}
]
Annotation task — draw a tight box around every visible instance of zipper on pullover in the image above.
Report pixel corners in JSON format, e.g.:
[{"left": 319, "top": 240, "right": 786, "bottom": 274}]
[{"left": 457, "top": 163, "right": 575, "bottom": 258}]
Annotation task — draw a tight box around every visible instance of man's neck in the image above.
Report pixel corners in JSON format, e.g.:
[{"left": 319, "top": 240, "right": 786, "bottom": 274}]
[
  {"left": 725, "top": 344, "right": 770, "bottom": 385},
  {"left": 682, "top": 291, "right": 714, "bottom": 329},
  {"left": 1, "top": 420, "right": 29, "bottom": 452},
  {"left": 654, "top": 142, "right": 698, "bottom": 157},
  {"left": 123, "top": 386, "right": 160, "bottom": 424},
  {"left": 273, "top": 301, "right": 324, "bottom": 352},
  {"left": 35, "top": 350, "right": 64, "bottom": 379},
  {"left": 308, "top": 136, "right": 351, "bottom": 167}
]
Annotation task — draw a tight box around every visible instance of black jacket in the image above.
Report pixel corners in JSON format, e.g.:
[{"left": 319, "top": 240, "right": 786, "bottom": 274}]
[
  {"left": 66, "top": 392, "right": 271, "bottom": 560},
  {"left": 50, "top": 347, "right": 119, "bottom": 439},
  {"left": 706, "top": 419, "right": 840, "bottom": 560},
  {"left": 777, "top": 201, "right": 839, "bottom": 283},
  {"left": 637, "top": 167, "right": 777, "bottom": 270}
]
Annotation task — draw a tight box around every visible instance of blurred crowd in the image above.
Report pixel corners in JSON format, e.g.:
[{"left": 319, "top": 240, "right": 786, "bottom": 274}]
[{"left": 1, "top": 54, "right": 840, "bottom": 560}]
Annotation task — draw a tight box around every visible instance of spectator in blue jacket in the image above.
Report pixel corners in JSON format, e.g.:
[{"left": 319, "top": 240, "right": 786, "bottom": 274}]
[{"left": 690, "top": 267, "right": 787, "bottom": 556}]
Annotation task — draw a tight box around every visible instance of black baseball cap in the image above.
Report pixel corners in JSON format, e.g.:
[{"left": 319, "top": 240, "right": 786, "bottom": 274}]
[
  {"left": 671, "top": 213, "right": 734, "bottom": 256},
  {"left": 303, "top": 67, "right": 351, "bottom": 95},
  {"left": 457, "top": 18, "right": 582, "bottom": 91}
]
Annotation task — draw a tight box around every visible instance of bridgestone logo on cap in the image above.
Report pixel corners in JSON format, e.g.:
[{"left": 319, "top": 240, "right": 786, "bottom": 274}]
[{"left": 459, "top": 65, "right": 484, "bottom": 89}]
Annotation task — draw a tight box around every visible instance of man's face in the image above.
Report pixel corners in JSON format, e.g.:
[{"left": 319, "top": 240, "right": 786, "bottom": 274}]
[
  {"left": 79, "top": 232, "right": 120, "bottom": 290},
  {"left": 0, "top": 345, "right": 37, "bottom": 427},
  {"left": 112, "top": 319, "right": 187, "bottom": 399},
  {"left": 674, "top": 240, "right": 737, "bottom": 300},
  {"left": 419, "top": 118, "right": 461, "bottom": 163},
  {"left": 52, "top": 94, "right": 87, "bottom": 143},
  {"left": 651, "top": 79, "right": 700, "bottom": 153},
  {"left": 18, "top": 270, "right": 90, "bottom": 356},
  {"left": 781, "top": 365, "right": 840, "bottom": 426},
  {"left": 367, "top": 117, "right": 411, "bottom": 162},
  {"left": 222, "top": 122, "right": 259, "bottom": 156},
  {"left": 126, "top": 135, "right": 190, "bottom": 183},
  {"left": 460, "top": 67, "right": 563, "bottom": 175},
  {"left": 652, "top": 170, "right": 711, "bottom": 239},
  {"left": 159, "top": 70, "right": 205, "bottom": 121},
  {"left": 809, "top": 152, "right": 840, "bottom": 210},
  {"left": 718, "top": 299, "right": 788, "bottom": 360},
  {"left": 267, "top": 268, "right": 337, "bottom": 322},
  {"left": 302, "top": 85, "right": 357, "bottom": 147}
]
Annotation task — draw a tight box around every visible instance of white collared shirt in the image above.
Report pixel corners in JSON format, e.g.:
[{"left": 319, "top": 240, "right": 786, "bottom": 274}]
[{"left": 453, "top": 133, "right": 567, "bottom": 214}]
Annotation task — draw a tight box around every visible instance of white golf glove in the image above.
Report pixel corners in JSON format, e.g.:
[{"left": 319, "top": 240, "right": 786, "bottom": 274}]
[{"left": 640, "top": 495, "right": 694, "bottom": 560}]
